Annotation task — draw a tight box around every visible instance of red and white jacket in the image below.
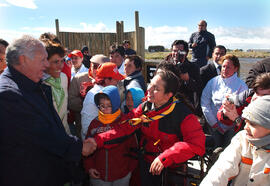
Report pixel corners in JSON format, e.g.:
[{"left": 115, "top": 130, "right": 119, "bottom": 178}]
[
  {"left": 95, "top": 99, "right": 205, "bottom": 168},
  {"left": 84, "top": 116, "right": 138, "bottom": 182}
]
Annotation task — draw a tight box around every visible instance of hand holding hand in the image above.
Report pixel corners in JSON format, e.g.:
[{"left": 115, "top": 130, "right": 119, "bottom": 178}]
[
  {"left": 149, "top": 157, "right": 164, "bottom": 175},
  {"left": 89, "top": 168, "right": 100, "bottom": 179},
  {"left": 82, "top": 138, "right": 97, "bottom": 156}
]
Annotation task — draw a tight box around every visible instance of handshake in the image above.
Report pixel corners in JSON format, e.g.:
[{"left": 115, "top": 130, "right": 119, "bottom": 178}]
[{"left": 82, "top": 138, "right": 97, "bottom": 156}]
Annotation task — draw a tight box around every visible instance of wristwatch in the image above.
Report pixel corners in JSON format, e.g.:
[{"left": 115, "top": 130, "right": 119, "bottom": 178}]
[{"left": 233, "top": 116, "right": 242, "bottom": 125}]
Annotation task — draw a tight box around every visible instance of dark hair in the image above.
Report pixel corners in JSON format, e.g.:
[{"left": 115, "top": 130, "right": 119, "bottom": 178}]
[
  {"left": 220, "top": 54, "right": 240, "bottom": 75},
  {"left": 156, "top": 62, "right": 195, "bottom": 112},
  {"left": 125, "top": 55, "right": 143, "bottom": 70},
  {"left": 95, "top": 93, "right": 110, "bottom": 106},
  {"left": 95, "top": 77, "right": 113, "bottom": 86},
  {"left": 214, "top": 45, "right": 227, "bottom": 54},
  {"left": 200, "top": 20, "right": 207, "bottom": 27},
  {"left": 156, "top": 70, "right": 180, "bottom": 97},
  {"left": 171, "top": 40, "right": 189, "bottom": 54},
  {"left": 109, "top": 45, "right": 125, "bottom": 57},
  {"left": 122, "top": 40, "right": 130, "bottom": 45},
  {"left": 156, "top": 61, "right": 180, "bottom": 77},
  {"left": 81, "top": 46, "right": 89, "bottom": 53},
  {"left": 39, "top": 32, "right": 61, "bottom": 44},
  {"left": 42, "top": 40, "right": 65, "bottom": 59},
  {"left": 253, "top": 72, "right": 270, "bottom": 92},
  {"left": 0, "top": 39, "right": 9, "bottom": 47}
]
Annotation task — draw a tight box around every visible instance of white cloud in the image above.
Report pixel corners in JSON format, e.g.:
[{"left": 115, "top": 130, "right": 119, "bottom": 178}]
[
  {"left": 79, "top": 22, "right": 114, "bottom": 32},
  {"left": 2, "top": 23, "right": 270, "bottom": 51},
  {"left": 145, "top": 25, "right": 189, "bottom": 49},
  {"left": 145, "top": 26, "right": 270, "bottom": 50},
  {"left": 210, "top": 27, "right": 270, "bottom": 50},
  {"left": 0, "top": 3, "right": 10, "bottom": 7},
  {"left": 0, "top": 22, "right": 113, "bottom": 43},
  {"left": 4, "top": 0, "right": 37, "bottom": 9}
]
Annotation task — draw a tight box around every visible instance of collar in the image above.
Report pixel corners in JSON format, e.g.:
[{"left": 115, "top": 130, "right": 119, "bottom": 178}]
[
  {"left": 123, "top": 97, "right": 179, "bottom": 126},
  {"left": 72, "top": 64, "right": 86, "bottom": 73},
  {"left": 145, "top": 97, "right": 174, "bottom": 112},
  {"left": 221, "top": 73, "right": 238, "bottom": 83},
  {"left": 98, "top": 109, "right": 121, "bottom": 124},
  {"left": 247, "top": 134, "right": 270, "bottom": 150},
  {"left": 42, "top": 72, "right": 51, "bottom": 81},
  {"left": 125, "top": 71, "right": 142, "bottom": 80},
  {"left": 212, "top": 61, "right": 221, "bottom": 74},
  {"left": 176, "top": 58, "right": 189, "bottom": 65},
  {"left": 212, "top": 60, "right": 220, "bottom": 69}
]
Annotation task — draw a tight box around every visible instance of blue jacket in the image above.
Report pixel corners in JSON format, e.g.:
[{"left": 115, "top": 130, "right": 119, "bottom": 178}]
[{"left": 0, "top": 66, "right": 82, "bottom": 186}]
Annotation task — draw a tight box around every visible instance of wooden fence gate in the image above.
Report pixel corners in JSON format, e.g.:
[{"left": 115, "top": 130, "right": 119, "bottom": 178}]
[{"left": 55, "top": 11, "right": 145, "bottom": 58}]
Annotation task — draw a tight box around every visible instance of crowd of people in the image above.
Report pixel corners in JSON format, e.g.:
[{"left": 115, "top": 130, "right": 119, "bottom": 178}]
[{"left": 0, "top": 19, "right": 270, "bottom": 186}]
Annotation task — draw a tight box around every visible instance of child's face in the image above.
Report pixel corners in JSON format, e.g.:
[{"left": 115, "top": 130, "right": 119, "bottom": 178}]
[
  {"left": 244, "top": 120, "right": 270, "bottom": 139},
  {"left": 126, "top": 91, "right": 134, "bottom": 111},
  {"left": 98, "top": 98, "right": 112, "bottom": 114}
]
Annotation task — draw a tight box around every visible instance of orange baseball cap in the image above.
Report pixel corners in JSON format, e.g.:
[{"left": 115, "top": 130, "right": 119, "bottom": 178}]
[{"left": 96, "top": 62, "right": 125, "bottom": 80}]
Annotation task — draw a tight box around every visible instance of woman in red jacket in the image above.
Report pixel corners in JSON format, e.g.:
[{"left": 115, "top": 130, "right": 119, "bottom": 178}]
[{"left": 84, "top": 70, "right": 205, "bottom": 186}]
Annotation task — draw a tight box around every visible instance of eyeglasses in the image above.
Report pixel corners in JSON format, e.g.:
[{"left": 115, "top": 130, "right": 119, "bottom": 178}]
[
  {"left": 91, "top": 62, "right": 100, "bottom": 69},
  {"left": 198, "top": 24, "right": 206, "bottom": 26},
  {"left": 98, "top": 104, "right": 112, "bottom": 110}
]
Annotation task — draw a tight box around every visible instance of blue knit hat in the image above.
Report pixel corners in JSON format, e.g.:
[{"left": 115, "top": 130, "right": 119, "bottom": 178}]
[
  {"left": 94, "top": 85, "right": 120, "bottom": 113},
  {"left": 127, "top": 87, "right": 145, "bottom": 108}
]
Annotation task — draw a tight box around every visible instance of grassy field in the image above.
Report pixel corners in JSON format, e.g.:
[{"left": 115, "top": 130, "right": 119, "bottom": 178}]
[{"left": 145, "top": 51, "right": 270, "bottom": 60}]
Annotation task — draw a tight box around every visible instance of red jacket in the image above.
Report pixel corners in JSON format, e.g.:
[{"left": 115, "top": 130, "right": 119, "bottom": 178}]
[
  {"left": 61, "top": 62, "right": 71, "bottom": 87},
  {"left": 217, "top": 96, "right": 252, "bottom": 131},
  {"left": 95, "top": 99, "right": 205, "bottom": 168},
  {"left": 84, "top": 116, "right": 137, "bottom": 182}
]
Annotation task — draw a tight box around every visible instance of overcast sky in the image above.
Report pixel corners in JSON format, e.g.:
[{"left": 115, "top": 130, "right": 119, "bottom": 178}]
[{"left": 1, "top": 0, "right": 270, "bottom": 50}]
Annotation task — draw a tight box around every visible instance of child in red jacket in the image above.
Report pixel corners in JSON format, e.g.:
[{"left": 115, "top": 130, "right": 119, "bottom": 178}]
[{"left": 84, "top": 85, "right": 137, "bottom": 186}]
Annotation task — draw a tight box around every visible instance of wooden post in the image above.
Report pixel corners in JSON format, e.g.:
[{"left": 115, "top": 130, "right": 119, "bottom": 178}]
[
  {"left": 120, "top": 21, "right": 124, "bottom": 43},
  {"left": 116, "top": 21, "right": 119, "bottom": 44},
  {"left": 138, "top": 27, "right": 145, "bottom": 59},
  {"left": 55, "top": 19, "right": 59, "bottom": 38},
  {"left": 134, "top": 11, "right": 139, "bottom": 52}
]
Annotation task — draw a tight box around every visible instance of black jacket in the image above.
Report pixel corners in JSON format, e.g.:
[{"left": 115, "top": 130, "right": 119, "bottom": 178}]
[
  {"left": 177, "top": 59, "right": 202, "bottom": 112},
  {"left": 82, "top": 54, "right": 91, "bottom": 68},
  {"left": 200, "top": 61, "right": 219, "bottom": 89},
  {"left": 189, "top": 30, "right": 216, "bottom": 59},
  {"left": 123, "top": 71, "right": 147, "bottom": 92},
  {"left": 0, "top": 66, "right": 82, "bottom": 186},
  {"left": 246, "top": 57, "right": 270, "bottom": 88}
]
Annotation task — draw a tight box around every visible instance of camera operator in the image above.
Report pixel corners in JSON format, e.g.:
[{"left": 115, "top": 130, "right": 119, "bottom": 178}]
[{"left": 166, "top": 40, "right": 202, "bottom": 115}]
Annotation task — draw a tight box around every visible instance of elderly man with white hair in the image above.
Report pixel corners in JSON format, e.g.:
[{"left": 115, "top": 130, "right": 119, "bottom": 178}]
[{"left": 0, "top": 35, "right": 95, "bottom": 186}]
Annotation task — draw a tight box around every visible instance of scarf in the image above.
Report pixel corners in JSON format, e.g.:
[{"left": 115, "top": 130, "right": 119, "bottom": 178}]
[
  {"left": 98, "top": 109, "right": 121, "bottom": 124},
  {"left": 45, "top": 77, "right": 65, "bottom": 112},
  {"left": 247, "top": 134, "right": 270, "bottom": 150},
  {"left": 123, "top": 97, "right": 179, "bottom": 126}
]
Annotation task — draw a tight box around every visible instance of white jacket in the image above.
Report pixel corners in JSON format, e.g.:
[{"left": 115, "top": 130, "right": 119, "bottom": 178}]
[
  {"left": 71, "top": 64, "right": 88, "bottom": 80},
  {"left": 80, "top": 84, "right": 104, "bottom": 140},
  {"left": 200, "top": 130, "right": 270, "bottom": 186},
  {"left": 201, "top": 73, "right": 248, "bottom": 131}
]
